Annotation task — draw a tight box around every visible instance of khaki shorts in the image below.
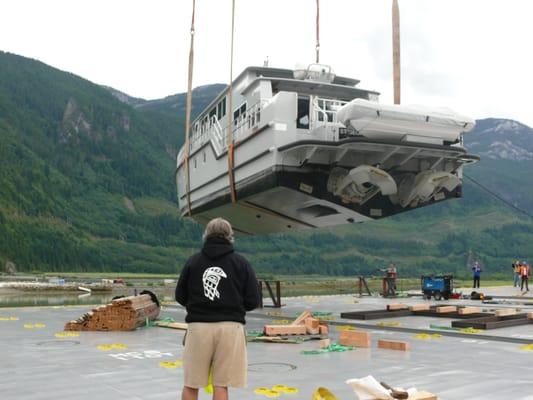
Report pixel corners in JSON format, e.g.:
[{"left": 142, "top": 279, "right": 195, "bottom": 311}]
[{"left": 183, "top": 322, "right": 247, "bottom": 389}]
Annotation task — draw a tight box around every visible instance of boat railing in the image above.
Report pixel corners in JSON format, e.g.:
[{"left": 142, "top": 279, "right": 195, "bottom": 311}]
[
  {"left": 186, "top": 99, "right": 266, "bottom": 157},
  {"left": 311, "top": 97, "right": 348, "bottom": 130}
]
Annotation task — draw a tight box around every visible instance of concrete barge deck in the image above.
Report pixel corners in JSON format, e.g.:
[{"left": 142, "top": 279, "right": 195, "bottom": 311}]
[{"left": 1, "top": 289, "right": 532, "bottom": 399}]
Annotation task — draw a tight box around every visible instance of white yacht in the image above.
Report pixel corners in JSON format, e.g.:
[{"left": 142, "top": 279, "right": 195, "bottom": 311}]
[{"left": 175, "top": 64, "right": 478, "bottom": 235}]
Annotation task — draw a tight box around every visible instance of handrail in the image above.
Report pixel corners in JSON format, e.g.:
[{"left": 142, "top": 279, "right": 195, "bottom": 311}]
[{"left": 187, "top": 99, "right": 266, "bottom": 157}]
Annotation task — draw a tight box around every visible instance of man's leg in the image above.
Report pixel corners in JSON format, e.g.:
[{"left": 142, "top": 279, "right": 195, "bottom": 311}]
[
  {"left": 213, "top": 386, "right": 228, "bottom": 400},
  {"left": 182, "top": 386, "right": 199, "bottom": 400},
  {"left": 521, "top": 278, "right": 525, "bottom": 291}
]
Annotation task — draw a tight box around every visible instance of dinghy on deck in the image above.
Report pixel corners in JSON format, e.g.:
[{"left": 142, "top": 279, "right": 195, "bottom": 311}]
[{"left": 175, "top": 64, "right": 479, "bottom": 235}]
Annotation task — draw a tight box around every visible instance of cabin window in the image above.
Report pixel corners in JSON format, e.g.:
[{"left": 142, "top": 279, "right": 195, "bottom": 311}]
[
  {"left": 233, "top": 102, "right": 247, "bottom": 125},
  {"left": 297, "top": 96, "right": 310, "bottom": 129},
  {"left": 209, "top": 108, "right": 217, "bottom": 125},
  {"left": 203, "top": 151, "right": 206, "bottom": 163},
  {"left": 217, "top": 97, "right": 226, "bottom": 119},
  {"left": 194, "top": 157, "right": 197, "bottom": 169}
]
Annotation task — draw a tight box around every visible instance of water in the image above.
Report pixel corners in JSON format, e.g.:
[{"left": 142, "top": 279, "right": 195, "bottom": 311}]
[{"left": 0, "top": 287, "right": 175, "bottom": 308}]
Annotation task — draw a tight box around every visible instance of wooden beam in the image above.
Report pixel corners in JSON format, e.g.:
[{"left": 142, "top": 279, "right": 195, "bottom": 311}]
[
  {"left": 495, "top": 309, "right": 516, "bottom": 317},
  {"left": 458, "top": 307, "right": 481, "bottom": 315},
  {"left": 410, "top": 304, "right": 430, "bottom": 312},
  {"left": 378, "top": 339, "right": 410, "bottom": 351},
  {"left": 436, "top": 306, "right": 457, "bottom": 313},
  {"left": 387, "top": 303, "right": 408, "bottom": 311},
  {"left": 339, "top": 330, "right": 371, "bottom": 348},
  {"left": 264, "top": 325, "right": 307, "bottom": 336},
  {"left": 292, "top": 311, "right": 312, "bottom": 325}
]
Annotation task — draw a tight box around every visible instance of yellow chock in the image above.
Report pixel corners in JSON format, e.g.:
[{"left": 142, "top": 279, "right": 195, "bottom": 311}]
[
  {"left": 272, "top": 320, "right": 290, "bottom": 325},
  {"left": 335, "top": 325, "right": 356, "bottom": 331},
  {"left": 459, "top": 327, "right": 484, "bottom": 334},
  {"left": 10, "top": 317, "right": 19, "bottom": 321},
  {"left": 520, "top": 344, "right": 533, "bottom": 351},
  {"left": 24, "top": 324, "right": 35, "bottom": 329},
  {"left": 254, "top": 387, "right": 271, "bottom": 395},
  {"left": 282, "top": 387, "right": 298, "bottom": 394},
  {"left": 377, "top": 321, "right": 400, "bottom": 327},
  {"left": 55, "top": 332, "right": 80, "bottom": 338},
  {"left": 34, "top": 323, "right": 46, "bottom": 328},
  {"left": 264, "top": 390, "right": 281, "bottom": 398},
  {"left": 97, "top": 343, "right": 127, "bottom": 351},
  {"left": 159, "top": 360, "right": 183, "bottom": 369},
  {"left": 0, "top": 317, "right": 9, "bottom": 321},
  {"left": 312, "top": 387, "right": 338, "bottom": 400}
]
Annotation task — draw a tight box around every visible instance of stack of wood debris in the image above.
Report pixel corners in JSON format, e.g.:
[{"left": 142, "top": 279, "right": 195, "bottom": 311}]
[
  {"left": 263, "top": 311, "right": 329, "bottom": 337},
  {"left": 64, "top": 292, "right": 160, "bottom": 331}
]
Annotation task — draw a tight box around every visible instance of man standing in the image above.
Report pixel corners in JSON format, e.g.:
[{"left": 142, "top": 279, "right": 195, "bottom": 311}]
[
  {"left": 513, "top": 260, "right": 521, "bottom": 288},
  {"left": 520, "top": 261, "right": 530, "bottom": 292},
  {"left": 472, "top": 261, "right": 481, "bottom": 289},
  {"left": 176, "top": 218, "right": 261, "bottom": 400}
]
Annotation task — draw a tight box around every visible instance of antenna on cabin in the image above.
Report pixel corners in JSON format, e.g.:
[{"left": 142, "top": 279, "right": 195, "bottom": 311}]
[
  {"left": 263, "top": 56, "right": 269, "bottom": 67},
  {"left": 392, "top": 0, "right": 401, "bottom": 104}
]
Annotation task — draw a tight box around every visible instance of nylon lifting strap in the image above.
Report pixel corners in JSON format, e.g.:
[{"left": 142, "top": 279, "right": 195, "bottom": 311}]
[
  {"left": 227, "top": 0, "right": 237, "bottom": 203},
  {"left": 315, "top": 0, "right": 320, "bottom": 63},
  {"left": 184, "top": 0, "right": 196, "bottom": 216}
]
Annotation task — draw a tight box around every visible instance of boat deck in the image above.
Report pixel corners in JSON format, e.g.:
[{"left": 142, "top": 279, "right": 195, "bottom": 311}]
[{"left": 1, "top": 289, "right": 533, "bottom": 399}]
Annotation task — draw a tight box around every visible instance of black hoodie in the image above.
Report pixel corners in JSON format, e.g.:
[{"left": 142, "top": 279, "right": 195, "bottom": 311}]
[{"left": 175, "top": 236, "right": 261, "bottom": 324}]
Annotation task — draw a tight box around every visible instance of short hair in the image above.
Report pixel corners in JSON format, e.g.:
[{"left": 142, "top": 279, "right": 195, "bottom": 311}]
[{"left": 202, "top": 218, "right": 234, "bottom": 244}]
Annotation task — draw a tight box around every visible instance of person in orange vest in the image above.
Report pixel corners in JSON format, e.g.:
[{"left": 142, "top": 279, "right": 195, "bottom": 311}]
[{"left": 520, "top": 261, "right": 530, "bottom": 292}]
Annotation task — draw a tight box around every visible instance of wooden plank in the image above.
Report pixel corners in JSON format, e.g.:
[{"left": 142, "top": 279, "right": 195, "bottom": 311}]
[
  {"left": 318, "top": 338, "right": 331, "bottom": 349},
  {"left": 494, "top": 308, "right": 516, "bottom": 317},
  {"left": 154, "top": 321, "right": 188, "bottom": 330},
  {"left": 435, "top": 306, "right": 457, "bottom": 313},
  {"left": 457, "top": 307, "right": 481, "bottom": 315},
  {"left": 305, "top": 317, "right": 320, "bottom": 335},
  {"left": 378, "top": 339, "right": 410, "bottom": 351},
  {"left": 410, "top": 391, "right": 438, "bottom": 400},
  {"left": 528, "top": 312, "right": 533, "bottom": 319},
  {"left": 291, "top": 311, "right": 312, "bottom": 325},
  {"left": 264, "top": 325, "right": 307, "bottom": 336},
  {"left": 410, "top": 304, "right": 430, "bottom": 311},
  {"left": 318, "top": 324, "right": 329, "bottom": 335},
  {"left": 338, "top": 330, "right": 371, "bottom": 348},
  {"left": 387, "top": 303, "right": 408, "bottom": 311}
]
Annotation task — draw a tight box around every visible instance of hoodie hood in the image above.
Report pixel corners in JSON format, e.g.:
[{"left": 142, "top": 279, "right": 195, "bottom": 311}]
[{"left": 201, "top": 237, "right": 234, "bottom": 260}]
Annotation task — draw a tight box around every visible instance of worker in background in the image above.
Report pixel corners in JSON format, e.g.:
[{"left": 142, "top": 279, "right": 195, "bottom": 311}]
[
  {"left": 472, "top": 261, "right": 482, "bottom": 288},
  {"left": 380, "top": 263, "right": 398, "bottom": 296},
  {"left": 175, "top": 218, "right": 261, "bottom": 400},
  {"left": 513, "top": 260, "right": 521, "bottom": 288},
  {"left": 520, "top": 261, "right": 530, "bottom": 292}
]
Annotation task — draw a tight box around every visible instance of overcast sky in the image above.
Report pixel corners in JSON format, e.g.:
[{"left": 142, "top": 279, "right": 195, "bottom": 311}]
[{"left": 1, "top": 0, "right": 532, "bottom": 126}]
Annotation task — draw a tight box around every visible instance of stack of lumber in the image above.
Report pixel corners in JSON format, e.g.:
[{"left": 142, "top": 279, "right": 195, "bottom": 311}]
[
  {"left": 64, "top": 294, "right": 160, "bottom": 331},
  {"left": 264, "top": 311, "right": 329, "bottom": 336}
]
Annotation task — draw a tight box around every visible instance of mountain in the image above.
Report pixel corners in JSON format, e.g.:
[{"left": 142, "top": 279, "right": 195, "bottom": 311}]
[
  {"left": 105, "top": 83, "right": 227, "bottom": 118},
  {"left": 0, "top": 51, "right": 531, "bottom": 278}
]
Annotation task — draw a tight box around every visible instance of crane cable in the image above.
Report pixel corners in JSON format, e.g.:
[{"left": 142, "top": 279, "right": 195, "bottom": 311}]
[
  {"left": 463, "top": 174, "right": 533, "bottom": 220},
  {"left": 227, "top": 0, "right": 237, "bottom": 203},
  {"left": 183, "top": 0, "right": 196, "bottom": 217},
  {"left": 315, "top": 0, "right": 320, "bottom": 63}
]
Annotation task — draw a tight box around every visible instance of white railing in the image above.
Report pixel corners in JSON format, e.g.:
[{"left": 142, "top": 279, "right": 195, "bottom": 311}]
[
  {"left": 311, "top": 97, "right": 348, "bottom": 130},
  {"left": 188, "top": 100, "right": 266, "bottom": 156}
]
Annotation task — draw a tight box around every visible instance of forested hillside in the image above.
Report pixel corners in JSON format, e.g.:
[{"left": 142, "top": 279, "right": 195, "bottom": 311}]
[{"left": 0, "top": 51, "right": 531, "bottom": 278}]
